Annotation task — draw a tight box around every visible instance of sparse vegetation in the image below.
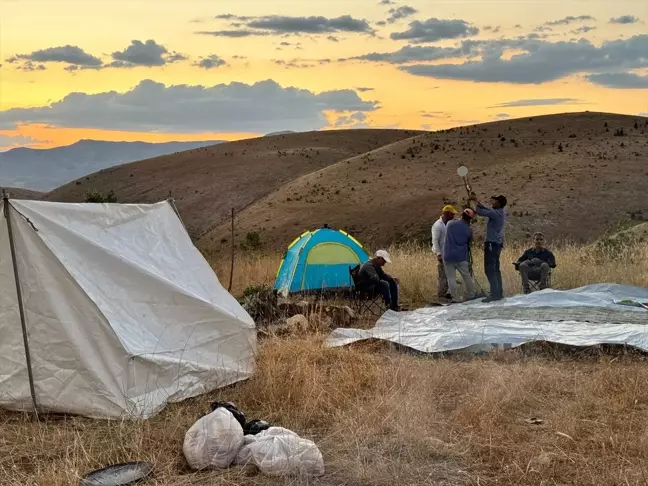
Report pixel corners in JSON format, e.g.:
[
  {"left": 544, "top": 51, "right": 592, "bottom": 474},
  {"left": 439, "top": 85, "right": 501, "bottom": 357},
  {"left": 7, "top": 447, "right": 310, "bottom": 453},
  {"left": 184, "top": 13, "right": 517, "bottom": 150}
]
[{"left": 84, "top": 190, "right": 117, "bottom": 203}]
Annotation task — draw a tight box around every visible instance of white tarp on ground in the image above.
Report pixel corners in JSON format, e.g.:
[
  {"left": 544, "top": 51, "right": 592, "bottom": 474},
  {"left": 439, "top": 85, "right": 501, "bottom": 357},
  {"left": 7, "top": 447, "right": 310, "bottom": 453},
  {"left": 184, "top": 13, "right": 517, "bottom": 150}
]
[
  {"left": 0, "top": 199, "right": 256, "bottom": 419},
  {"left": 327, "top": 284, "right": 648, "bottom": 354}
]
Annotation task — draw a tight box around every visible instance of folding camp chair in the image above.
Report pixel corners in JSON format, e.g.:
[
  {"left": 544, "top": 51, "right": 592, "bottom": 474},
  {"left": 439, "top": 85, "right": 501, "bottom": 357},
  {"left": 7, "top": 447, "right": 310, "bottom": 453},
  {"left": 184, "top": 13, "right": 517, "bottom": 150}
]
[
  {"left": 349, "top": 265, "right": 387, "bottom": 317},
  {"left": 513, "top": 262, "right": 552, "bottom": 293}
]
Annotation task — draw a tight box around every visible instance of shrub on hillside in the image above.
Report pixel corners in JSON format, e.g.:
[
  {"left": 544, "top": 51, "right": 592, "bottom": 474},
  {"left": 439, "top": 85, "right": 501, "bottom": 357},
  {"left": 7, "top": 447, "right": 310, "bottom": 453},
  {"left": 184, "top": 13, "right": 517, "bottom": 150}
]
[{"left": 84, "top": 190, "right": 117, "bottom": 203}]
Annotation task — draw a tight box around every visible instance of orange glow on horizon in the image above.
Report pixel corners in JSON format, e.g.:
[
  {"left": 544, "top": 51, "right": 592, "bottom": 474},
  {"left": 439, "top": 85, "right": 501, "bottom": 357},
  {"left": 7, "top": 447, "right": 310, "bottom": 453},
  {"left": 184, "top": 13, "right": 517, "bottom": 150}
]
[{"left": 0, "top": 124, "right": 259, "bottom": 150}]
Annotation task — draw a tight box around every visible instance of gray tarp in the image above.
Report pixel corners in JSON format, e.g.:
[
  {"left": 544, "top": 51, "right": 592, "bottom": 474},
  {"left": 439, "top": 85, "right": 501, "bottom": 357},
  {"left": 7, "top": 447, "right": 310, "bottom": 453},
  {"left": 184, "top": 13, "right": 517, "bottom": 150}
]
[{"left": 326, "top": 284, "right": 648, "bottom": 354}]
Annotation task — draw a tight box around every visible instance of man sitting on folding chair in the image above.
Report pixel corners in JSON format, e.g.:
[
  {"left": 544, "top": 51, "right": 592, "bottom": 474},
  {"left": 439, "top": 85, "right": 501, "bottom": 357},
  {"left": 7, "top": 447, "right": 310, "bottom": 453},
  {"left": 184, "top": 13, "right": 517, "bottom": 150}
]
[
  {"left": 514, "top": 232, "right": 557, "bottom": 294},
  {"left": 357, "top": 250, "right": 401, "bottom": 311}
]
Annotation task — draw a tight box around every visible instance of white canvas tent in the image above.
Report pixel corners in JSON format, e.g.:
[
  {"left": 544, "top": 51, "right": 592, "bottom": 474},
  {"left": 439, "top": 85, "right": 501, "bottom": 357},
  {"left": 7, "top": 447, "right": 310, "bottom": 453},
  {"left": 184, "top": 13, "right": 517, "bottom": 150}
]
[{"left": 0, "top": 197, "right": 256, "bottom": 419}]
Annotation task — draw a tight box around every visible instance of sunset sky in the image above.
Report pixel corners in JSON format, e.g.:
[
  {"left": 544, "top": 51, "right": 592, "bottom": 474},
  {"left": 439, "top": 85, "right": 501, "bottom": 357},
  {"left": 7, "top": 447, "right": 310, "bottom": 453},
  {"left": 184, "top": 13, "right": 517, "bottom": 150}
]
[{"left": 1, "top": 0, "right": 647, "bottom": 150}]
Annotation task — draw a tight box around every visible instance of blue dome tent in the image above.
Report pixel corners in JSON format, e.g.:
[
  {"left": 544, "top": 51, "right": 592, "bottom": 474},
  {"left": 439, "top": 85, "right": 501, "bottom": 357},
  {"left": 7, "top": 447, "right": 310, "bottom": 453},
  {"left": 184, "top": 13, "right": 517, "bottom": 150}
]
[{"left": 274, "top": 226, "right": 370, "bottom": 296}]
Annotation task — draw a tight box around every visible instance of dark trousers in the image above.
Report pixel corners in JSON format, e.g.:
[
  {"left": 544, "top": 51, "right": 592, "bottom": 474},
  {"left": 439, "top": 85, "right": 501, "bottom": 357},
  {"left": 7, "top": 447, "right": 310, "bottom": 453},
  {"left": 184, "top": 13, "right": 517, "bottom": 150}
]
[
  {"left": 377, "top": 279, "right": 399, "bottom": 310},
  {"left": 484, "top": 242, "right": 503, "bottom": 299}
]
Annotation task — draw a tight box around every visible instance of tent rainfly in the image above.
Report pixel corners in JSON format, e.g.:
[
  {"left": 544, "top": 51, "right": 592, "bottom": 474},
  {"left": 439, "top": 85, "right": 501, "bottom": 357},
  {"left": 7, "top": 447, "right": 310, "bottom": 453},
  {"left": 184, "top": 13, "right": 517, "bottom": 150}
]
[{"left": 0, "top": 197, "right": 256, "bottom": 419}]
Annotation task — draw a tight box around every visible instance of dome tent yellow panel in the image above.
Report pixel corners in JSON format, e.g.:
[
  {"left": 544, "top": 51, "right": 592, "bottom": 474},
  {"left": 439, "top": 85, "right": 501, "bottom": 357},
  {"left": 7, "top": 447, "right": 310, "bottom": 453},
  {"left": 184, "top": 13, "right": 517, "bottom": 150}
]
[{"left": 274, "top": 226, "right": 369, "bottom": 296}]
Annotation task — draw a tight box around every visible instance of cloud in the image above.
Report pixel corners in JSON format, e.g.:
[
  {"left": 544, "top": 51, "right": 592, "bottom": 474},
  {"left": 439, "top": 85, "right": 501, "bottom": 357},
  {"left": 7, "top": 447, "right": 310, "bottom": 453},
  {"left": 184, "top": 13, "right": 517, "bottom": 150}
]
[
  {"left": 0, "top": 133, "right": 40, "bottom": 151},
  {"left": 14, "top": 61, "right": 47, "bottom": 72},
  {"left": 202, "top": 14, "right": 373, "bottom": 37},
  {"left": 247, "top": 15, "right": 372, "bottom": 34},
  {"left": 391, "top": 18, "right": 479, "bottom": 43},
  {"left": 420, "top": 111, "right": 451, "bottom": 119},
  {"left": 193, "top": 55, "right": 227, "bottom": 70},
  {"left": 585, "top": 72, "right": 648, "bottom": 89},
  {"left": 571, "top": 26, "right": 597, "bottom": 34},
  {"left": 387, "top": 6, "right": 418, "bottom": 24},
  {"left": 483, "top": 25, "right": 501, "bottom": 33},
  {"left": 399, "top": 35, "right": 648, "bottom": 84},
  {"left": 327, "top": 35, "right": 340, "bottom": 42},
  {"left": 334, "top": 112, "right": 368, "bottom": 128},
  {"left": 639, "top": 113, "right": 648, "bottom": 117},
  {"left": 494, "top": 113, "right": 510, "bottom": 119},
  {"left": 544, "top": 15, "right": 595, "bottom": 26},
  {"left": 197, "top": 30, "right": 269, "bottom": 37},
  {"left": 491, "top": 98, "right": 583, "bottom": 107},
  {"left": 356, "top": 87, "right": 374, "bottom": 92},
  {"left": 272, "top": 59, "right": 313, "bottom": 68},
  {"left": 0, "top": 79, "right": 378, "bottom": 133},
  {"left": 379, "top": 0, "right": 394, "bottom": 4},
  {"left": 347, "top": 41, "right": 482, "bottom": 64},
  {"left": 109, "top": 40, "right": 184, "bottom": 67},
  {"left": 8, "top": 45, "right": 102, "bottom": 68},
  {"left": 610, "top": 15, "right": 640, "bottom": 24},
  {"left": 214, "top": 14, "right": 253, "bottom": 21}
]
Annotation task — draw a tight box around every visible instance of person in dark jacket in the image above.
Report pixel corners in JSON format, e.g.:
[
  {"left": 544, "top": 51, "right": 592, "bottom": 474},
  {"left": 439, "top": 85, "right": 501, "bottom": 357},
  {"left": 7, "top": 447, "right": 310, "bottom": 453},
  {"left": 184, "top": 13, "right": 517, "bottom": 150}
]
[
  {"left": 470, "top": 193, "right": 507, "bottom": 302},
  {"left": 357, "top": 250, "right": 400, "bottom": 311},
  {"left": 516, "top": 232, "right": 556, "bottom": 293}
]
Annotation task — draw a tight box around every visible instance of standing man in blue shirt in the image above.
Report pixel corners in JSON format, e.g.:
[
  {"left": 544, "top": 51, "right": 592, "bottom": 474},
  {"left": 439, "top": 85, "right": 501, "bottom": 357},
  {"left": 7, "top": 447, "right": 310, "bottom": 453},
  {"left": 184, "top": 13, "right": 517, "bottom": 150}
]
[
  {"left": 470, "top": 193, "right": 507, "bottom": 302},
  {"left": 442, "top": 208, "right": 477, "bottom": 303}
]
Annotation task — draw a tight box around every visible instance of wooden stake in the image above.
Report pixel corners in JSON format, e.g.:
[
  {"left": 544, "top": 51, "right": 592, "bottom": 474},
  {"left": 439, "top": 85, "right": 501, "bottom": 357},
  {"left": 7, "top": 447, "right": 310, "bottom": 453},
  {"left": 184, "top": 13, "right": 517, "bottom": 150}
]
[{"left": 228, "top": 207, "right": 235, "bottom": 293}]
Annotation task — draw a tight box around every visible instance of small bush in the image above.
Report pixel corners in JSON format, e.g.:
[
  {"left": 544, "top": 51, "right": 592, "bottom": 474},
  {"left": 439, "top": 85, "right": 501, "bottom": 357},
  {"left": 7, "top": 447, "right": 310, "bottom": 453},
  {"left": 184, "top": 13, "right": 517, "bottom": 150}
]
[{"left": 84, "top": 190, "right": 117, "bottom": 203}]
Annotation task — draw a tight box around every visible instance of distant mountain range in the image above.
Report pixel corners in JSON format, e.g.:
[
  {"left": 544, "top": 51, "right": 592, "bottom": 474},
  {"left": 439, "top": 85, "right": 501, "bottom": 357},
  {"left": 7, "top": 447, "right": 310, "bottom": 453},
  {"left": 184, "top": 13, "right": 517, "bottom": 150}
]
[{"left": 0, "top": 139, "right": 224, "bottom": 191}]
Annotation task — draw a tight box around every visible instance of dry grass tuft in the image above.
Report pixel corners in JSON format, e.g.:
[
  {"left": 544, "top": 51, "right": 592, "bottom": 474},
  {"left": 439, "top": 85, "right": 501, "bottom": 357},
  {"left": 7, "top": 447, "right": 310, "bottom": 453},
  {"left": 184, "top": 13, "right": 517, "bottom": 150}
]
[{"left": 2, "top": 240, "right": 648, "bottom": 485}]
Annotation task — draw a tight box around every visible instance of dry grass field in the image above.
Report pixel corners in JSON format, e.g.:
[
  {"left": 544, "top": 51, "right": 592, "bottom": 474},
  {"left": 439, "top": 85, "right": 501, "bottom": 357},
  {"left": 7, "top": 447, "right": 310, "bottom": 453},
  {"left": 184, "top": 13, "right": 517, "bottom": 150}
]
[{"left": 2, "top": 239, "right": 647, "bottom": 485}]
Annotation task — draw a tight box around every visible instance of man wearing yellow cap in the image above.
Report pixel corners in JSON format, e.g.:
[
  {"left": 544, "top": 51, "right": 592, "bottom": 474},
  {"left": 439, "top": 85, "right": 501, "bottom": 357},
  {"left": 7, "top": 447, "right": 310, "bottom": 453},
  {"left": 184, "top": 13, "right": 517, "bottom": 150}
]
[{"left": 431, "top": 204, "right": 458, "bottom": 300}]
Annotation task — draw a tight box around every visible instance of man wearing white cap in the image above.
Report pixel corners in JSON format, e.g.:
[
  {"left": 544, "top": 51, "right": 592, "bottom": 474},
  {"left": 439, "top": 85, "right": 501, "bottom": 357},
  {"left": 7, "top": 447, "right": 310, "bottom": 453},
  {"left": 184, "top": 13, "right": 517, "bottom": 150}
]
[
  {"left": 432, "top": 204, "right": 459, "bottom": 300},
  {"left": 357, "top": 249, "right": 400, "bottom": 311}
]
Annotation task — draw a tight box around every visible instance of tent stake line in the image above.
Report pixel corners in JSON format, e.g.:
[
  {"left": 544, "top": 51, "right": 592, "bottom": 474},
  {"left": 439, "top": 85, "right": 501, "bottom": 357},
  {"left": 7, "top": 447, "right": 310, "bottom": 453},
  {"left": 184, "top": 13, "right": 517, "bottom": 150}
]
[{"left": 3, "top": 195, "right": 40, "bottom": 418}]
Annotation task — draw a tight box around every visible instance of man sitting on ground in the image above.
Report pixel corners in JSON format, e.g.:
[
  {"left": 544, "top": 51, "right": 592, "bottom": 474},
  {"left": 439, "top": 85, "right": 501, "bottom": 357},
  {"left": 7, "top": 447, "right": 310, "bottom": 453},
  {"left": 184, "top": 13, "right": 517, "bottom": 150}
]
[
  {"left": 432, "top": 204, "right": 459, "bottom": 300},
  {"left": 443, "top": 208, "right": 477, "bottom": 303},
  {"left": 357, "top": 250, "right": 400, "bottom": 311},
  {"left": 516, "top": 232, "right": 557, "bottom": 293}
]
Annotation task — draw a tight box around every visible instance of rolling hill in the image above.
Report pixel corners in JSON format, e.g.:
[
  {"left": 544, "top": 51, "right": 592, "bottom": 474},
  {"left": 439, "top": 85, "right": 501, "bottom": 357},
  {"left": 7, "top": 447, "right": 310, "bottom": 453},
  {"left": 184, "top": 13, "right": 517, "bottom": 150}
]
[
  {"left": 0, "top": 139, "right": 225, "bottom": 191},
  {"left": 1, "top": 188, "right": 44, "bottom": 200},
  {"left": 198, "top": 112, "right": 648, "bottom": 253},
  {"left": 44, "top": 129, "right": 421, "bottom": 237}
]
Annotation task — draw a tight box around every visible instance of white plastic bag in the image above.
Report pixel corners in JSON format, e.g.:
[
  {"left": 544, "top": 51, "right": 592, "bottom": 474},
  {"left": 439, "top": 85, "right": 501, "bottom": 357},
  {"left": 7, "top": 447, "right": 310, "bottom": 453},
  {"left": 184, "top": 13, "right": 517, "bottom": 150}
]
[
  {"left": 234, "top": 426, "right": 324, "bottom": 477},
  {"left": 183, "top": 408, "right": 244, "bottom": 470}
]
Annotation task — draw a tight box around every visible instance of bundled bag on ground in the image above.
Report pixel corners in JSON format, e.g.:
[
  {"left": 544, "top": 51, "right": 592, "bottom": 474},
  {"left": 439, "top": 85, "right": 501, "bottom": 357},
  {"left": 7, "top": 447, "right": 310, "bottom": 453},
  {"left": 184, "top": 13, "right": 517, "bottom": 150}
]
[
  {"left": 234, "top": 426, "right": 324, "bottom": 476},
  {"left": 183, "top": 407, "right": 245, "bottom": 469}
]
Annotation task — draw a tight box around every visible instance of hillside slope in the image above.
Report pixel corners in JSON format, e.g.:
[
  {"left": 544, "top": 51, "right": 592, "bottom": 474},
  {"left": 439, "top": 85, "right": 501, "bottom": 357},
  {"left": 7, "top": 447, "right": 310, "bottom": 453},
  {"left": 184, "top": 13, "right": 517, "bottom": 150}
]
[
  {"left": 0, "top": 139, "right": 225, "bottom": 191},
  {"left": 45, "top": 129, "right": 421, "bottom": 237},
  {"left": 0, "top": 188, "right": 44, "bottom": 200},
  {"left": 200, "top": 112, "right": 648, "bottom": 252}
]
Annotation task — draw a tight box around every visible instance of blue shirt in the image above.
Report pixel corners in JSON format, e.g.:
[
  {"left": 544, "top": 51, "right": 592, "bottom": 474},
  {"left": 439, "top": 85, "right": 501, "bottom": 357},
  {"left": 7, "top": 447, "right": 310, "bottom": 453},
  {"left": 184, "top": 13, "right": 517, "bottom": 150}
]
[
  {"left": 443, "top": 219, "right": 473, "bottom": 263},
  {"left": 476, "top": 204, "right": 505, "bottom": 244}
]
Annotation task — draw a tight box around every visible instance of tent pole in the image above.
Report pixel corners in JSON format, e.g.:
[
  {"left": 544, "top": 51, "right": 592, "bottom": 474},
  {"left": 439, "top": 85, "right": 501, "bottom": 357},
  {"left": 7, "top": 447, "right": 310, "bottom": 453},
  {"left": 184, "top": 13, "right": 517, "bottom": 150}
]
[
  {"left": 228, "top": 207, "right": 235, "bottom": 292},
  {"left": 167, "top": 196, "right": 187, "bottom": 232},
  {"left": 2, "top": 195, "right": 39, "bottom": 418}
]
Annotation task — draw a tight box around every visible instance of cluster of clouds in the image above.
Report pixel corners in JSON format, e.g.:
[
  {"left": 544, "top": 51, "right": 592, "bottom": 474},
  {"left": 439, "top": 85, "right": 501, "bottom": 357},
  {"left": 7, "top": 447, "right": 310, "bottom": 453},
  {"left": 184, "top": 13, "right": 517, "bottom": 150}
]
[
  {"left": 2, "top": 7, "right": 646, "bottom": 136},
  {"left": 0, "top": 79, "right": 378, "bottom": 133},
  {"left": 345, "top": 32, "right": 648, "bottom": 88},
  {"left": 7, "top": 40, "right": 202, "bottom": 72}
]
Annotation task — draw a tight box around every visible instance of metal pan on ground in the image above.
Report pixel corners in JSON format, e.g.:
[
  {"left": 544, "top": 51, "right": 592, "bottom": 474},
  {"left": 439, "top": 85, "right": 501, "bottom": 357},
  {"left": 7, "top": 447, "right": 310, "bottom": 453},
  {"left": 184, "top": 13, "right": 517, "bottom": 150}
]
[{"left": 80, "top": 461, "right": 153, "bottom": 486}]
